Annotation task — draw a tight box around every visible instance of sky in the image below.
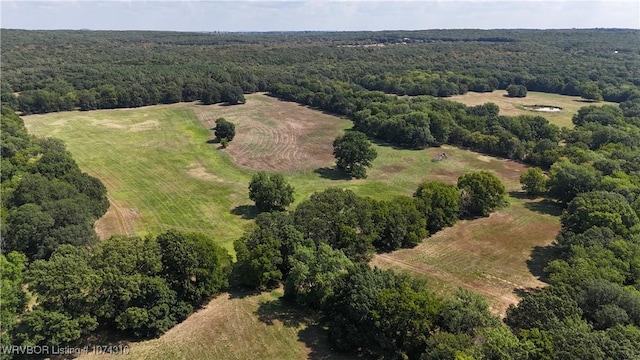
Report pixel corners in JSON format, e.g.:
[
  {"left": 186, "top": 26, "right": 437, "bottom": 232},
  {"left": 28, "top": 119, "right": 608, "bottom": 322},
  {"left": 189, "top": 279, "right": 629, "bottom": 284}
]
[{"left": 1, "top": 0, "right": 639, "bottom": 32}]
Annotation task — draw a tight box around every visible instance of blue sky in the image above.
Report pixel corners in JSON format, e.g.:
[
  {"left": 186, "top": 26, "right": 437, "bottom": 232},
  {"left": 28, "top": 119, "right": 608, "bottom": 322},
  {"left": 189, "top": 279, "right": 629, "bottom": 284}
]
[{"left": 1, "top": 1, "right": 638, "bottom": 31}]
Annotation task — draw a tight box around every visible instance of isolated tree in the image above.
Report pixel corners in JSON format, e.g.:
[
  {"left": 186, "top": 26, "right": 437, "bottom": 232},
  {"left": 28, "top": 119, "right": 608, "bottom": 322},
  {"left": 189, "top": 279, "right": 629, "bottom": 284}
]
[
  {"left": 333, "top": 131, "right": 377, "bottom": 179},
  {"left": 506, "top": 84, "right": 527, "bottom": 98},
  {"left": 457, "top": 171, "right": 506, "bottom": 217},
  {"left": 214, "top": 117, "right": 235, "bottom": 141},
  {"left": 520, "top": 167, "right": 547, "bottom": 197},
  {"left": 248, "top": 172, "right": 295, "bottom": 212}
]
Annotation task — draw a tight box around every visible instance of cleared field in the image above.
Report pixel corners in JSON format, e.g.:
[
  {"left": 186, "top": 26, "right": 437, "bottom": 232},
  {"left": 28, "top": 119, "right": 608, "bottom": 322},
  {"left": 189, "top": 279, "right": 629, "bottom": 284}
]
[
  {"left": 79, "top": 289, "right": 354, "bottom": 360},
  {"left": 449, "top": 90, "right": 617, "bottom": 128},
  {"left": 194, "top": 94, "right": 351, "bottom": 172},
  {"left": 23, "top": 94, "right": 535, "bottom": 249},
  {"left": 24, "top": 104, "right": 253, "bottom": 253},
  {"left": 371, "top": 196, "right": 560, "bottom": 316},
  {"left": 368, "top": 143, "right": 561, "bottom": 316},
  {"left": 24, "top": 96, "right": 561, "bottom": 355}
]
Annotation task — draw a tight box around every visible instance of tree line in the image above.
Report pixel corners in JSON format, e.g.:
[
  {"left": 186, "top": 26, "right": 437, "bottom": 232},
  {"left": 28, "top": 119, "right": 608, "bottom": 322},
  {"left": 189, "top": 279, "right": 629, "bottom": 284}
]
[
  {"left": 504, "top": 100, "right": 640, "bottom": 358},
  {"left": 2, "top": 29, "right": 639, "bottom": 115}
]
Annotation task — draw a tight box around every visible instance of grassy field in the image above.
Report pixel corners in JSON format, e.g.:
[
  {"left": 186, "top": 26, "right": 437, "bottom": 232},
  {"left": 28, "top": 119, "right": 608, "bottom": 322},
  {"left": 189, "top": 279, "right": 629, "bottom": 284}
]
[
  {"left": 24, "top": 94, "right": 561, "bottom": 358},
  {"left": 79, "top": 289, "right": 354, "bottom": 360},
  {"left": 24, "top": 93, "right": 538, "bottom": 251},
  {"left": 372, "top": 195, "right": 560, "bottom": 316},
  {"left": 449, "top": 90, "right": 617, "bottom": 128}
]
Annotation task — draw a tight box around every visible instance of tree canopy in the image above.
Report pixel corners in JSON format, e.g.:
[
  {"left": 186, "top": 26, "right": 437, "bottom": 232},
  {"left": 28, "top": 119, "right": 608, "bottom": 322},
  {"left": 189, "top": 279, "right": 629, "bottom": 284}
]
[
  {"left": 457, "top": 171, "right": 506, "bottom": 217},
  {"left": 333, "top": 131, "right": 378, "bottom": 179},
  {"left": 213, "top": 117, "right": 236, "bottom": 141},
  {"left": 248, "top": 172, "right": 295, "bottom": 212}
]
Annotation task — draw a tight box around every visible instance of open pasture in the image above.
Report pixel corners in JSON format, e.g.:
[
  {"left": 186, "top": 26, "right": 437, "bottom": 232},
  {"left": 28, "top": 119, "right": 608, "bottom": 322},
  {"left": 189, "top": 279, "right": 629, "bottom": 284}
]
[
  {"left": 24, "top": 94, "right": 537, "bottom": 248},
  {"left": 371, "top": 195, "right": 560, "bottom": 316},
  {"left": 194, "top": 94, "right": 352, "bottom": 172},
  {"left": 24, "top": 94, "right": 560, "bottom": 318},
  {"left": 449, "top": 90, "right": 617, "bottom": 128},
  {"left": 79, "top": 289, "right": 354, "bottom": 360},
  {"left": 24, "top": 95, "right": 562, "bottom": 357}
]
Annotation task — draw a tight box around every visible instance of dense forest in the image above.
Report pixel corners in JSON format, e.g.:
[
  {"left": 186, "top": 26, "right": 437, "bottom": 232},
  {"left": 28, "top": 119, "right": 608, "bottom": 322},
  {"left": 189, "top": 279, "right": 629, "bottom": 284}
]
[
  {"left": 2, "top": 29, "right": 640, "bottom": 359},
  {"left": 2, "top": 29, "right": 640, "bottom": 114}
]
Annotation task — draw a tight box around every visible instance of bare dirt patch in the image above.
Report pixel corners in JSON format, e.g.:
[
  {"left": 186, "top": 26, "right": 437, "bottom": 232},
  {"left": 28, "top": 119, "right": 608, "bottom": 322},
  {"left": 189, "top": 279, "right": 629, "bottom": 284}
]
[
  {"left": 379, "top": 164, "right": 406, "bottom": 173},
  {"left": 185, "top": 163, "right": 226, "bottom": 183},
  {"left": 94, "top": 200, "right": 140, "bottom": 240},
  {"left": 193, "top": 94, "right": 350, "bottom": 172}
]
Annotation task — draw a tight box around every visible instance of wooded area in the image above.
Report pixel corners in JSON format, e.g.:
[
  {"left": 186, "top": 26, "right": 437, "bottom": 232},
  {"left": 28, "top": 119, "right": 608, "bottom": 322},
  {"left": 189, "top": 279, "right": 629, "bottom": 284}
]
[{"left": 2, "top": 29, "right": 640, "bottom": 359}]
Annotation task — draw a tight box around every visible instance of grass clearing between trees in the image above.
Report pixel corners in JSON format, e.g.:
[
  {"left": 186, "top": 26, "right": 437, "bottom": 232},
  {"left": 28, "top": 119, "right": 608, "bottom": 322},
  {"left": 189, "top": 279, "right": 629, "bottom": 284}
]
[
  {"left": 79, "top": 289, "right": 355, "bottom": 360},
  {"left": 24, "top": 93, "right": 544, "bottom": 251},
  {"left": 449, "top": 90, "right": 617, "bottom": 128},
  {"left": 25, "top": 94, "right": 561, "bottom": 357}
]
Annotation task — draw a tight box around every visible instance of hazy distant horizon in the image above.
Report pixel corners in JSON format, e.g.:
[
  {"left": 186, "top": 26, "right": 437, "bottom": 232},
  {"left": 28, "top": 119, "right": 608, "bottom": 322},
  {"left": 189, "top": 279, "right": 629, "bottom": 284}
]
[{"left": 1, "top": 1, "right": 638, "bottom": 32}]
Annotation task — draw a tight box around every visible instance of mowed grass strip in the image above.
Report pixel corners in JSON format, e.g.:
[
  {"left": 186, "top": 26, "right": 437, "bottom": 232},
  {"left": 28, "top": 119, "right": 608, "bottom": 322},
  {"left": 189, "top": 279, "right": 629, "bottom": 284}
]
[{"left": 449, "top": 90, "right": 618, "bottom": 128}]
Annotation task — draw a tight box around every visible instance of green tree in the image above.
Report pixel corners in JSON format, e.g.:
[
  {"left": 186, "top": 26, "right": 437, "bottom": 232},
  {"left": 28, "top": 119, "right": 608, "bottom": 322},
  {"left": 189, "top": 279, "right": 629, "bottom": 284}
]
[
  {"left": 293, "top": 188, "right": 376, "bottom": 261},
  {"left": 547, "top": 161, "right": 600, "bottom": 204},
  {"left": 520, "top": 167, "right": 547, "bottom": 197},
  {"left": 214, "top": 117, "right": 236, "bottom": 141},
  {"left": 506, "top": 84, "right": 527, "bottom": 98},
  {"left": 90, "top": 235, "right": 182, "bottom": 337},
  {"left": 4, "top": 203, "right": 54, "bottom": 259},
  {"left": 233, "top": 230, "right": 283, "bottom": 290},
  {"left": 413, "top": 181, "right": 460, "bottom": 233},
  {"left": 457, "top": 171, "right": 506, "bottom": 217},
  {"left": 333, "top": 131, "right": 377, "bottom": 179},
  {"left": 26, "top": 245, "right": 101, "bottom": 317},
  {"left": 1, "top": 252, "right": 27, "bottom": 358},
  {"left": 377, "top": 196, "right": 427, "bottom": 250},
  {"left": 156, "top": 230, "right": 231, "bottom": 306},
  {"left": 477, "top": 324, "right": 523, "bottom": 360},
  {"left": 12, "top": 309, "right": 95, "bottom": 347},
  {"left": 561, "top": 191, "right": 639, "bottom": 237},
  {"left": 439, "top": 288, "right": 500, "bottom": 335},
  {"left": 17, "top": 245, "right": 100, "bottom": 347},
  {"left": 284, "top": 243, "right": 353, "bottom": 308},
  {"left": 580, "top": 82, "right": 603, "bottom": 102},
  {"left": 422, "top": 332, "right": 478, "bottom": 360},
  {"left": 220, "top": 84, "right": 245, "bottom": 105},
  {"left": 248, "top": 172, "right": 295, "bottom": 212},
  {"left": 505, "top": 286, "right": 583, "bottom": 331}
]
